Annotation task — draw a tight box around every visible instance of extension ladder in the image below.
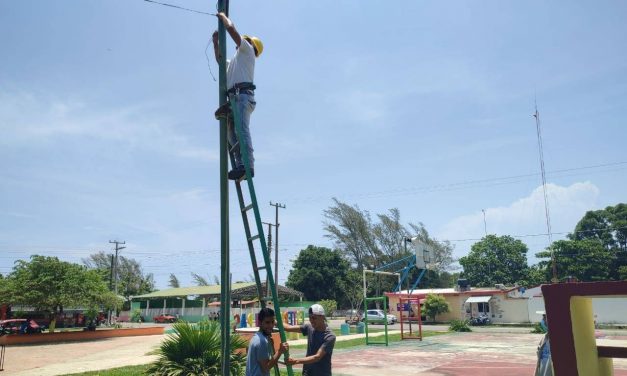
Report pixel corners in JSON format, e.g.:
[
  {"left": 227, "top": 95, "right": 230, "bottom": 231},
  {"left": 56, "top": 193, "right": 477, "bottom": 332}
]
[{"left": 225, "top": 93, "right": 294, "bottom": 376}]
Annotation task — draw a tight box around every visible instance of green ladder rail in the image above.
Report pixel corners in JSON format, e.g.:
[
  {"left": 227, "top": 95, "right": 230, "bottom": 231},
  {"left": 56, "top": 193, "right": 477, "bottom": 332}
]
[{"left": 226, "top": 93, "right": 294, "bottom": 376}]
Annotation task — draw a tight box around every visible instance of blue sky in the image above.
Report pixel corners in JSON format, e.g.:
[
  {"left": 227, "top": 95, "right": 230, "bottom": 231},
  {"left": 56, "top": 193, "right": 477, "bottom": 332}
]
[{"left": 1, "top": 1, "right": 626, "bottom": 289}]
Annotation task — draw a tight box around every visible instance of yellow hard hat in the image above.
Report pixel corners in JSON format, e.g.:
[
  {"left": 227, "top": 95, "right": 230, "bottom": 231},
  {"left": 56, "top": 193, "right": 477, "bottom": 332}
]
[{"left": 243, "top": 35, "right": 263, "bottom": 57}]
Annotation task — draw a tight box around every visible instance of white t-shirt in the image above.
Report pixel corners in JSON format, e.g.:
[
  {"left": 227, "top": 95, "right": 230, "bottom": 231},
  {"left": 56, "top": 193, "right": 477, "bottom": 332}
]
[{"left": 227, "top": 39, "right": 255, "bottom": 89}]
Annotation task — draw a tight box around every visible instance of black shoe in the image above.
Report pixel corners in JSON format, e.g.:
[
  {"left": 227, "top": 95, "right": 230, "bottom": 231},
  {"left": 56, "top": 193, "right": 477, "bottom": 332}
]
[
  {"left": 214, "top": 102, "right": 231, "bottom": 120},
  {"left": 228, "top": 166, "right": 254, "bottom": 180}
]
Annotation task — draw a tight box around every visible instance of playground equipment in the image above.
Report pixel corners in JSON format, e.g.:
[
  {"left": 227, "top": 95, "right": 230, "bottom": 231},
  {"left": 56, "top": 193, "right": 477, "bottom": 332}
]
[
  {"left": 399, "top": 296, "right": 423, "bottom": 340},
  {"left": 362, "top": 237, "right": 433, "bottom": 344},
  {"left": 364, "top": 297, "right": 389, "bottom": 345},
  {"left": 541, "top": 281, "right": 627, "bottom": 376}
]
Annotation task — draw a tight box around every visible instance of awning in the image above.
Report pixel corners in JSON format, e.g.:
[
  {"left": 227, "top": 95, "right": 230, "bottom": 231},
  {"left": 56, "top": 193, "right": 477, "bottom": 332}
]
[{"left": 465, "top": 296, "right": 492, "bottom": 304}]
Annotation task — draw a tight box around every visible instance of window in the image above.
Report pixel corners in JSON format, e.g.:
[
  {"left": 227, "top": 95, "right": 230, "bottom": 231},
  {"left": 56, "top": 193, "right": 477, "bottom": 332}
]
[{"left": 477, "top": 302, "right": 490, "bottom": 313}]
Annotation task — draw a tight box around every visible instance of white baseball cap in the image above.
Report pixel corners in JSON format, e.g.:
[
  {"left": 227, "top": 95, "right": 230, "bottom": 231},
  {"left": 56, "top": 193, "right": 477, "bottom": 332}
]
[{"left": 309, "top": 304, "right": 325, "bottom": 316}]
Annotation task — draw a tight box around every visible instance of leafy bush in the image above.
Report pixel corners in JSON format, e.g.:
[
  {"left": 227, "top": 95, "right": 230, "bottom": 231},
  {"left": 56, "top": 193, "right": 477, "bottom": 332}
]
[
  {"left": 318, "top": 299, "right": 337, "bottom": 317},
  {"left": 449, "top": 319, "right": 471, "bottom": 332},
  {"left": 147, "top": 320, "right": 247, "bottom": 376},
  {"left": 424, "top": 294, "right": 450, "bottom": 322},
  {"left": 131, "top": 308, "right": 143, "bottom": 323}
]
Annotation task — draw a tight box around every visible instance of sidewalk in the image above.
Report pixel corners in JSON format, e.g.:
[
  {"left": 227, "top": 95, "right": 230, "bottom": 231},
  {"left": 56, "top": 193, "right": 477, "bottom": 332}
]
[
  {"left": 288, "top": 329, "right": 399, "bottom": 346},
  {"left": 2, "top": 328, "right": 626, "bottom": 375}
]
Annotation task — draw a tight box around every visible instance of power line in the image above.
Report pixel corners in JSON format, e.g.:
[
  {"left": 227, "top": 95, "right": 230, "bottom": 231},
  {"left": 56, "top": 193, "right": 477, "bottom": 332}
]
[
  {"left": 285, "top": 160, "right": 627, "bottom": 204},
  {"left": 443, "top": 225, "right": 627, "bottom": 243},
  {"left": 142, "top": 0, "right": 216, "bottom": 16}
]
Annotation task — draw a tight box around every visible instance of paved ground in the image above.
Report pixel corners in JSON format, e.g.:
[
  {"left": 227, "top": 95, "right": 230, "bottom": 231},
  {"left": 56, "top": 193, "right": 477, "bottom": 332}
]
[{"left": 1, "top": 327, "right": 626, "bottom": 375}]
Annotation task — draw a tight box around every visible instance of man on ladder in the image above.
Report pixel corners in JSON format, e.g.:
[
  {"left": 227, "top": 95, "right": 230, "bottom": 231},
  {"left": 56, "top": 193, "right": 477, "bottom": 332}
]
[{"left": 213, "top": 12, "right": 264, "bottom": 180}]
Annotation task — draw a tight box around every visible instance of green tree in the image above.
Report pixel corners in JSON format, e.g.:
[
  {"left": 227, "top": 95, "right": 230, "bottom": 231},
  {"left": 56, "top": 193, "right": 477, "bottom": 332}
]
[
  {"left": 169, "top": 273, "right": 180, "bottom": 288},
  {"left": 571, "top": 203, "right": 627, "bottom": 249},
  {"left": 191, "top": 273, "right": 210, "bottom": 286},
  {"left": 524, "top": 264, "right": 549, "bottom": 286},
  {"left": 536, "top": 239, "right": 613, "bottom": 282},
  {"left": 286, "top": 245, "right": 351, "bottom": 304},
  {"left": 82, "top": 251, "right": 155, "bottom": 306},
  {"left": 459, "top": 235, "right": 529, "bottom": 287},
  {"left": 341, "top": 269, "right": 364, "bottom": 312},
  {"left": 323, "top": 199, "right": 380, "bottom": 271},
  {"left": 5, "top": 255, "right": 120, "bottom": 332},
  {"left": 318, "top": 299, "right": 337, "bottom": 318},
  {"left": 324, "top": 199, "right": 455, "bottom": 273},
  {"left": 569, "top": 203, "right": 627, "bottom": 279},
  {"left": 423, "top": 294, "right": 449, "bottom": 322},
  {"left": 148, "top": 320, "right": 247, "bottom": 376}
]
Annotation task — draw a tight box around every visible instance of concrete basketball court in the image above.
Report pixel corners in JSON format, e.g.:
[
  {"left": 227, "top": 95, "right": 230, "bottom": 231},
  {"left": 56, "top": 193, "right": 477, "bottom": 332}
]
[
  {"left": 1, "top": 329, "right": 626, "bottom": 375},
  {"left": 296, "top": 331, "right": 627, "bottom": 376}
]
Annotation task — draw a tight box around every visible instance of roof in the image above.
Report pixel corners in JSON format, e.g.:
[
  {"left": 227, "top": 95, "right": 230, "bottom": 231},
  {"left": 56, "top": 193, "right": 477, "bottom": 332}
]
[
  {"left": 465, "top": 296, "right": 492, "bottom": 303},
  {"left": 386, "top": 286, "right": 511, "bottom": 298},
  {"left": 231, "top": 282, "right": 304, "bottom": 299},
  {"left": 132, "top": 282, "right": 303, "bottom": 300},
  {"left": 132, "top": 282, "right": 255, "bottom": 299}
]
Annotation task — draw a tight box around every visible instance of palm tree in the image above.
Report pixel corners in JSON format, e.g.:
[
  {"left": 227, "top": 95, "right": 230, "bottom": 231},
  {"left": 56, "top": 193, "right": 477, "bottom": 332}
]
[{"left": 148, "top": 320, "right": 247, "bottom": 375}]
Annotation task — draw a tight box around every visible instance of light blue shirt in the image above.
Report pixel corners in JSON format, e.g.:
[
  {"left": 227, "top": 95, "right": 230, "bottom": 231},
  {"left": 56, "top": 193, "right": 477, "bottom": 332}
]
[{"left": 246, "top": 332, "right": 271, "bottom": 376}]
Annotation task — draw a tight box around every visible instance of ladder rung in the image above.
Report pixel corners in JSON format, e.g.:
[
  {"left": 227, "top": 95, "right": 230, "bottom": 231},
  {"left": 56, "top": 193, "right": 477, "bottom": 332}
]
[
  {"left": 255, "top": 265, "right": 266, "bottom": 271},
  {"left": 242, "top": 204, "right": 254, "bottom": 213},
  {"left": 261, "top": 296, "right": 273, "bottom": 301},
  {"left": 248, "top": 234, "right": 260, "bottom": 242},
  {"left": 229, "top": 142, "right": 239, "bottom": 153}
]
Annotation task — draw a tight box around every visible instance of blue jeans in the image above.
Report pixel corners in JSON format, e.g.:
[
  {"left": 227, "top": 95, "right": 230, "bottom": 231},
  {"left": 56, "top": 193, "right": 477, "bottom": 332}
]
[{"left": 228, "top": 93, "right": 256, "bottom": 169}]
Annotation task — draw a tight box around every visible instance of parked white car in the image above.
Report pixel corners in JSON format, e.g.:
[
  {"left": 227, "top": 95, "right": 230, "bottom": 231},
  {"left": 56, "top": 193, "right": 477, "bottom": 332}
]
[{"left": 363, "top": 309, "right": 396, "bottom": 325}]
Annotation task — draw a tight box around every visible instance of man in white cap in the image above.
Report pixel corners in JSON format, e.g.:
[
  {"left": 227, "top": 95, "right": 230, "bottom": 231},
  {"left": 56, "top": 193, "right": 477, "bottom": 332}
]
[{"left": 284, "top": 304, "right": 336, "bottom": 375}]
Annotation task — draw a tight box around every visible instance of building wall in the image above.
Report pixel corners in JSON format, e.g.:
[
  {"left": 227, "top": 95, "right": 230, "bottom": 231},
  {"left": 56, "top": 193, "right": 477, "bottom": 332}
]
[
  {"left": 527, "top": 296, "right": 546, "bottom": 323},
  {"left": 488, "top": 296, "right": 529, "bottom": 323},
  {"left": 526, "top": 295, "right": 627, "bottom": 324},
  {"left": 388, "top": 292, "right": 532, "bottom": 323}
]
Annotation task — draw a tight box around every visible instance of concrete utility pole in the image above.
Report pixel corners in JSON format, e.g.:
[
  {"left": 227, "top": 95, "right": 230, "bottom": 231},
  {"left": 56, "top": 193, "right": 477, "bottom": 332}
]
[
  {"left": 109, "top": 240, "right": 126, "bottom": 296},
  {"left": 269, "top": 202, "right": 285, "bottom": 286},
  {"left": 262, "top": 221, "right": 275, "bottom": 297}
]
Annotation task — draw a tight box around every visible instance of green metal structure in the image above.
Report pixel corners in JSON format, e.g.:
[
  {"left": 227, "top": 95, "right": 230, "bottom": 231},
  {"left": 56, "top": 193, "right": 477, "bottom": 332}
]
[
  {"left": 216, "top": 1, "right": 230, "bottom": 374},
  {"left": 364, "top": 296, "right": 389, "bottom": 346},
  {"left": 228, "top": 93, "right": 294, "bottom": 375},
  {"left": 216, "top": 2, "right": 293, "bottom": 374}
]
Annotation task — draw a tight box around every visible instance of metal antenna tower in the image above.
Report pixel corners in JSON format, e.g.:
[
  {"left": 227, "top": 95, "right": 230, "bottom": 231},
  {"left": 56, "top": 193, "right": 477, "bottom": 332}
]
[{"left": 533, "top": 101, "right": 558, "bottom": 282}]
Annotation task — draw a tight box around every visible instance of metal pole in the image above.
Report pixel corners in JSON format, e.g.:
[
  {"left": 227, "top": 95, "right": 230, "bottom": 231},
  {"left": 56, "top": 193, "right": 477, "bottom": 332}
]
[
  {"left": 270, "top": 202, "right": 285, "bottom": 287},
  {"left": 216, "top": 0, "right": 230, "bottom": 374}
]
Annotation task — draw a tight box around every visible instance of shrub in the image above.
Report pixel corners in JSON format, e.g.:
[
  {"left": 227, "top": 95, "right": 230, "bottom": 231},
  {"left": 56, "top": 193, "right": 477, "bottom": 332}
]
[
  {"left": 449, "top": 319, "right": 471, "bottom": 332},
  {"left": 131, "top": 308, "right": 143, "bottom": 323},
  {"left": 147, "top": 320, "right": 247, "bottom": 376},
  {"left": 318, "top": 299, "right": 337, "bottom": 318},
  {"left": 424, "top": 294, "right": 450, "bottom": 322}
]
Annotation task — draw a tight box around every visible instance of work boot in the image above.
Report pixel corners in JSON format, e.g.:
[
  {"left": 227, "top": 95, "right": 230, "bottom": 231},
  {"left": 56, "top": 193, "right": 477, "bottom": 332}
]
[
  {"left": 214, "top": 102, "right": 231, "bottom": 120},
  {"left": 228, "top": 166, "right": 254, "bottom": 181}
]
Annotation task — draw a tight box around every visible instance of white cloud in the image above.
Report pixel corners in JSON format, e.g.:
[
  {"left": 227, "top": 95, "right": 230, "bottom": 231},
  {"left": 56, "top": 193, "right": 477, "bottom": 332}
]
[
  {"left": 0, "top": 91, "right": 217, "bottom": 162},
  {"left": 437, "top": 182, "right": 600, "bottom": 260}
]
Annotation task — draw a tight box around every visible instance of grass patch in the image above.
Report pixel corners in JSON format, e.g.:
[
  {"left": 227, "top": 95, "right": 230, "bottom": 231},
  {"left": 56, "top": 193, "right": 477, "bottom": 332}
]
[{"left": 291, "top": 330, "right": 446, "bottom": 350}]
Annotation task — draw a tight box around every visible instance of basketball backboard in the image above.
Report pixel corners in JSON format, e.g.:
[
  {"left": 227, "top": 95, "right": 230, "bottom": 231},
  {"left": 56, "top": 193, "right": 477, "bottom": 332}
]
[{"left": 410, "top": 238, "right": 433, "bottom": 269}]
